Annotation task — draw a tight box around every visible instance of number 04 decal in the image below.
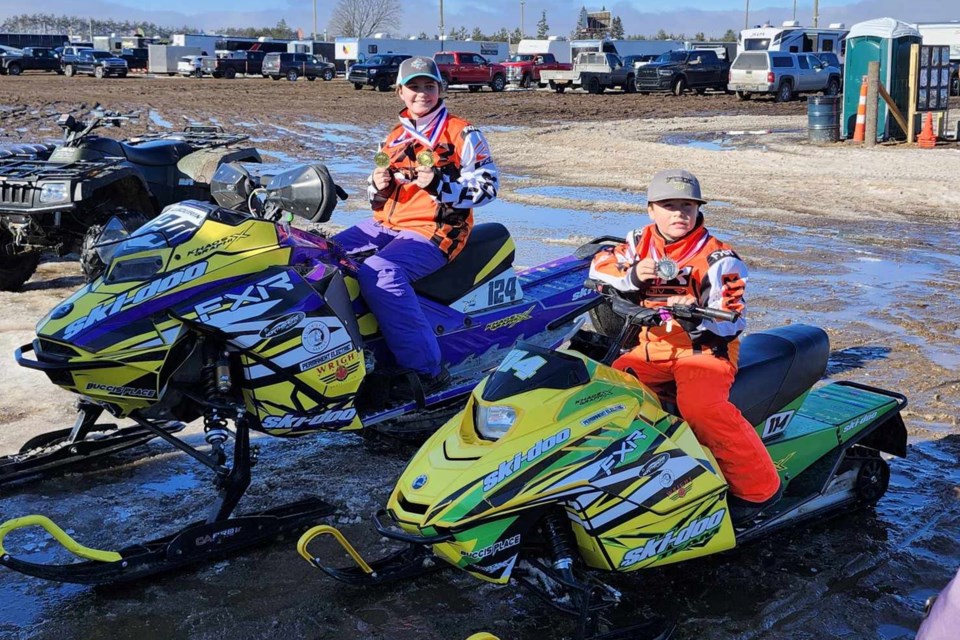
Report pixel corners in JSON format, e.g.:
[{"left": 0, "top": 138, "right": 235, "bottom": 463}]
[{"left": 499, "top": 350, "right": 547, "bottom": 380}]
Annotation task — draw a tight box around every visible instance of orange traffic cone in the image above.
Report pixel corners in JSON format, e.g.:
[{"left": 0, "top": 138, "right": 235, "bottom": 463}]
[
  {"left": 917, "top": 112, "right": 937, "bottom": 148},
  {"left": 852, "top": 76, "right": 868, "bottom": 142}
]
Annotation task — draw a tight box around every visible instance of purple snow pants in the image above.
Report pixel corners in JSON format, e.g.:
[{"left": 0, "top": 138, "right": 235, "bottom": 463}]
[{"left": 332, "top": 218, "right": 447, "bottom": 376}]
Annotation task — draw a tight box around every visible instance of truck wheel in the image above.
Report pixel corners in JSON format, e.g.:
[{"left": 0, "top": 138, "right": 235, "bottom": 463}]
[
  {"left": 271, "top": 75, "right": 280, "bottom": 81},
  {"left": 672, "top": 76, "right": 686, "bottom": 96},
  {"left": 353, "top": 82, "right": 363, "bottom": 90},
  {"left": 468, "top": 85, "right": 481, "bottom": 93},
  {"left": 587, "top": 76, "right": 601, "bottom": 94},
  {"left": 376, "top": 76, "right": 391, "bottom": 92},
  {"left": 224, "top": 67, "right": 237, "bottom": 79},
  {"left": 8, "top": 64, "right": 21, "bottom": 76},
  {"left": 695, "top": 87, "right": 706, "bottom": 95},
  {"left": 555, "top": 83, "right": 566, "bottom": 94},
  {"left": 490, "top": 74, "right": 506, "bottom": 92},
  {"left": 824, "top": 77, "right": 840, "bottom": 96},
  {"left": 0, "top": 230, "right": 40, "bottom": 292},
  {"left": 736, "top": 90, "right": 751, "bottom": 101},
  {"left": 322, "top": 68, "right": 335, "bottom": 81},
  {"left": 624, "top": 75, "right": 636, "bottom": 93},
  {"left": 776, "top": 81, "right": 794, "bottom": 102},
  {"left": 520, "top": 73, "right": 532, "bottom": 89},
  {"left": 440, "top": 74, "right": 450, "bottom": 91},
  {"left": 286, "top": 69, "right": 299, "bottom": 81},
  {"left": 118, "top": 72, "right": 127, "bottom": 78},
  {"left": 63, "top": 64, "right": 74, "bottom": 77}
]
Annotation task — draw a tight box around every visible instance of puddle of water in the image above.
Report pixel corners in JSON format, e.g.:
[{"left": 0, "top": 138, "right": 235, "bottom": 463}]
[
  {"left": 515, "top": 185, "right": 648, "bottom": 207},
  {"left": 299, "top": 121, "right": 362, "bottom": 144},
  {"left": 661, "top": 133, "right": 736, "bottom": 151},
  {"left": 148, "top": 110, "right": 173, "bottom": 129},
  {"left": 140, "top": 470, "right": 199, "bottom": 495}
]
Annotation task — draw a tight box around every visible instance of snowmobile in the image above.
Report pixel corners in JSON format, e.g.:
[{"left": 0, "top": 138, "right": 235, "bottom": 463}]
[
  {"left": 0, "top": 107, "right": 260, "bottom": 290},
  {"left": 0, "top": 161, "right": 609, "bottom": 584},
  {"left": 298, "top": 281, "right": 908, "bottom": 639}
]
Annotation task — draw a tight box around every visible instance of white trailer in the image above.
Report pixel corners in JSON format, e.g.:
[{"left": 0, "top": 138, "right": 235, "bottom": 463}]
[
  {"left": 914, "top": 22, "right": 960, "bottom": 61},
  {"left": 335, "top": 36, "right": 509, "bottom": 65},
  {"left": 570, "top": 38, "right": 684, "bottom": 60},
  {"left": 738, "top": 21, "right": 848, "bottom": 61},
  {"left": 516, "top": 37, "right": 570, "bottom": 64},
  {"left": 148, "top": 44, "right": 201, "bottom": 75},
  {"left": 170, "top": 34, "right": 221, "bottom": 56}
]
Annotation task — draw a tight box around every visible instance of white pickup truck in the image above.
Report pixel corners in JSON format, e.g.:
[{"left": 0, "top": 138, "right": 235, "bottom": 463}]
[{"left": 540, "top": 51, "right": 637, "bottom": 94}]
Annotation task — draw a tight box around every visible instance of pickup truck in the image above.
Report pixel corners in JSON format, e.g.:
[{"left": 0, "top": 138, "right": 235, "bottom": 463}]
[
  {"left": 348, "top": 54, "right": 410, "bottom": 91},
  {"left": 635, "top": 49, "right": 730, "bottom": 95},
  {"left": 433, "top": 51, "right": 507, "bottom": 92},
  {"left": 539, "top": 52, "right": 635, "bottom": 94},
  {"left": 60, "top": 45, "right": 92, "bottom": 77},
  {"left": 213, "top": 50, "right": 266, "bottom": 79},
  {"left": 73, "top": 49, "right": 128, "bottom": 78},
  {"left": 0, "top": 47, "right": 62, "bottom": 75},
  {"left": 501, "top": 52, "right": 572, "bottom": 88}
]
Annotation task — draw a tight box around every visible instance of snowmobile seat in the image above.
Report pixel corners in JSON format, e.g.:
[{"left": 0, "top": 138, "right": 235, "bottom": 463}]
[
  {"left": 729, "top": 324, "right": 829, "bottom": 427},
  {"left": 121, "top": 139, "right": 195, "bottom": 167},
  {"left": 413, "top": 222, "right": 515, "bottom": 305}
]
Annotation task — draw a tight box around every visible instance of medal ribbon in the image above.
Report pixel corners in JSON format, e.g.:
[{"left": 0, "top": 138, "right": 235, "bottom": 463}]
[
  {"left": 646, "top": 230, "right": 711, "bottom": 274},
  {"left": 389, "top": 105, "right": 449, "bottom": 150}
]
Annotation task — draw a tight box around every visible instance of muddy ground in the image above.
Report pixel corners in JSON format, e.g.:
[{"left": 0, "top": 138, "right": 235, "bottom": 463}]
[{"left": 0, "top": 74, "right": 959, "bottom": 640}]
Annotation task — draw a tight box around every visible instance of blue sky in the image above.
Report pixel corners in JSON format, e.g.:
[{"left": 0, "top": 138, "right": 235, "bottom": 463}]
[{"left": 0, "top": 0, "right": 954, "bottom": 37}]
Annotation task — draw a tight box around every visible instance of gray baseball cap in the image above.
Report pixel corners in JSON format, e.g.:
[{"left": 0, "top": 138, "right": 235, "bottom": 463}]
[
  {"left": 646, "top": 169, "right": 707, "bottom": 204},
  {"left": 397, "top": 56, "right": 442, "bottom": 86}
]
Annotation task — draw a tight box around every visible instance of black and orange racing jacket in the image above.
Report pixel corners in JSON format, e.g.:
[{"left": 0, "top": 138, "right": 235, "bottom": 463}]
[
  {"left": 367, "top": 102, "right": 499, "bottom": 260},
  {"left": 589, "top": 218, "right": 749, "bottom": 361}
]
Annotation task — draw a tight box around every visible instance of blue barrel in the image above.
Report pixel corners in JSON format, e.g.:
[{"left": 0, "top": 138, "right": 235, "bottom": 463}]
[{"left": 808, "top": 95, "right": 841, "bottom": 143}]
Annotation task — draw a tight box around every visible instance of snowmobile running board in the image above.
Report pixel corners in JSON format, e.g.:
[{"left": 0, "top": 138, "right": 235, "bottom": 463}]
[
  {"left": 0, "top": 497, "right": 336, "bottom": 584},
  {"left": 0, "top": 402, "right": 186, "bottom": 486}
]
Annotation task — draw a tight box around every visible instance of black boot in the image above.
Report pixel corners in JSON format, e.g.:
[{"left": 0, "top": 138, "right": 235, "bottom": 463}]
[
  {"left": 416, "top": 366, "right": 451, "bottom": 395},
  {"left": 728, "top": 481, "right": 784, "bottom": 526}
]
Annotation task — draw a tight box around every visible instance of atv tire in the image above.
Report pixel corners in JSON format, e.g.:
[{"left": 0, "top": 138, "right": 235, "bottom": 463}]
[
  {"left": 589, "top": 298, "right": 625, "bottom": 338},
  {"left": 80, "top": 224, "right": 107, "bottom": 282},
  {"left": 0, "top": 230, "right": 40, "bottom": 291}
]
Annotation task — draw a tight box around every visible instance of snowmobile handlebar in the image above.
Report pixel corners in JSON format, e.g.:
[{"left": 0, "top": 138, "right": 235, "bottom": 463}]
[{"left": 583, "top": 278, "right": 740, "bottom": 325}]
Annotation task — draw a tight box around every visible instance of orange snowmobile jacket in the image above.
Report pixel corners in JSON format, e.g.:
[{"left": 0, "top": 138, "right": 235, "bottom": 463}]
[
  {"left": 368, "top": 103, "right": 499, "bottom": 260},
  {"left": 589, "top": 218, "right": 748, "bottom": 361}
]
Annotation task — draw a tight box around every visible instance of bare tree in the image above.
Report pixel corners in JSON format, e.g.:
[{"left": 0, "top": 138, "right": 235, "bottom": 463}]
[{"left": 328, "top": 0, "right": 402, "bottom": 38}]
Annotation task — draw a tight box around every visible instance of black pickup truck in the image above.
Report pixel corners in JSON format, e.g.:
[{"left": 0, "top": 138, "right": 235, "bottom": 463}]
[
  {"left": 347, "top": 54, "right": 411, "bottom": 91},
  {"left": 1, "top": 47, "right": 62, "bottom": 75},
  {"left": 213, "top": 50, "right": 266, "bottom": 79},
  {"left": 636, "top": 49, "right": 730, "bottom": 95}
]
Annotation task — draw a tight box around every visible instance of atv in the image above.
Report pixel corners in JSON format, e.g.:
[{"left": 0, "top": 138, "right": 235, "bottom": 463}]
[
  {"left": 0, "top": 161, "right": 609, "bottom": 584},
  {"left": 0, "top": 108, "right": 260, "bottom": 291},
  {"left": 298, "top": 281, "right": 908, "bottom": 639}
]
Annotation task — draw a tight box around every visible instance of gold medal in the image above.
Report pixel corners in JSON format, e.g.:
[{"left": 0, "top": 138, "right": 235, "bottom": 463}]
[
  {"left": 374, "top": 151, "right": 390, "bottom": 168},
  {"left": 416, "top": 150, "right": 435, "bottom": 167}
]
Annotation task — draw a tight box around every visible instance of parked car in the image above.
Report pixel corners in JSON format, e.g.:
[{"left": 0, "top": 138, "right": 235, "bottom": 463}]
[
  {"left": 177, "top": 55, "right": 216, "bottom": 77},
  {"left": 73, "top": 50, "right": 128, "bottom": 78},
  {"left": 501, "top": 52, "right": 572, "bottom": 88},
  {"left": 58, "top": 45, "right": 93, "bottom": 77},
  {"left": 213, "top": 50, "right": 266, "bottom": 79},
  {"left": 433, "top": 51, "right": 508, "bottom": 92},
  {"left": 539, "top": 51, "right": 634, "bottom": 94},
  {"left": 728, "top": 51, "right": 841, "bottom": 102},
  {"left": 635, "top": 49, "right": 730, "bottom": 95},
  {"left": 0, "top": 47, "right": 61, "bottom": 75},
  {"left": 262, "top": 52, "right": 335, "bottom": 81},
  {"left": 347, "top": 54, "right": 410, "bottom": 91}
]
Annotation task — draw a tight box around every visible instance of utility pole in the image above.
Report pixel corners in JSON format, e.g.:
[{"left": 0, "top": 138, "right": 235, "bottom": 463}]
[
  {"left": 744, "top": 0, "right": 750, "bottom": 30},
  {"left": 813, "top": 0, "right": 819, "bottom": 27},
  {"left": 439, "top": 0, "right": 444, "bottom": 50},
  {"left": 313, "top": 0, "right": 317, "bottom": 40},
  {"left": 520, "top": 0, "right": 525, "bottom": 39}
]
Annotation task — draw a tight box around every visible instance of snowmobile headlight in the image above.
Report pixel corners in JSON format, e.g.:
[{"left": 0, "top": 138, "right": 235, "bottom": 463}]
[
  {"left": 39, "top": 182, "right": 70, "bottom": 203},
  {"left": 476, "top": 404, "right": 517, "bottom": 440}
]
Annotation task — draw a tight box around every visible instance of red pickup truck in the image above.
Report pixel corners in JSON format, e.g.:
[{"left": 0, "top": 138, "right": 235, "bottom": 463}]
[
  {"left": 501, "top": 53, "right": 572, "bottom": 88},
  {"left": 433, "top": 51, "right": 507, "bottom": 92}
]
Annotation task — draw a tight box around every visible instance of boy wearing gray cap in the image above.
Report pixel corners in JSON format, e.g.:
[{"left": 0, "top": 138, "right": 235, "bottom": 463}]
[
  {"left": 332, "top": 56, "right": 499, "bottom": 393},
  {"left": 590, "top": 169, "right": 781, "bottom": 524}
]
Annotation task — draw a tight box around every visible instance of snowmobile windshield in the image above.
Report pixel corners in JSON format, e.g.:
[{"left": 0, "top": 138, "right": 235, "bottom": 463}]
[{"left": 98, "top": 203, "right": 210, "bottom": 266}]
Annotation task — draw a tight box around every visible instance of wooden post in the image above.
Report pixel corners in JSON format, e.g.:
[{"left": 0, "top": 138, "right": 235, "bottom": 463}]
[
  {"left": 907, "top": 44, "right": 919, "bottom": 144},
  {"left": 865, "top": 61, "right": 880, "bottom": 146},
  {"left": 878, "top": 83, "right": 908, "bottom": 135}
]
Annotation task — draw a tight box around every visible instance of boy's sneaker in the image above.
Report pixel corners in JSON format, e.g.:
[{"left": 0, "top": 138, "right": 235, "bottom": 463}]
[{"left": 728, "top": 482, "right": 784, "bottom": 526}]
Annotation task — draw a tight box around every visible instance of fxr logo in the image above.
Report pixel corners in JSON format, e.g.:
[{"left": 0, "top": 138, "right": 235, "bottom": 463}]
[{"left": 195, "top": 272, "right": 294, "bottom": 322}]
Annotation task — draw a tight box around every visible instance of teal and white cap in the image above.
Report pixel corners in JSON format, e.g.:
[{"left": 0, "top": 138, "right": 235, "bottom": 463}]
[{"left": 397, "top": 56, "right": 442, "bottom": 85}]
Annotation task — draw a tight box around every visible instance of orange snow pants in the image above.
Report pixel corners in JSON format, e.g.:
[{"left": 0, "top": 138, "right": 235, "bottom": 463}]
[{"left": 613, "top": 347, "right": 781, "bottom": 503}]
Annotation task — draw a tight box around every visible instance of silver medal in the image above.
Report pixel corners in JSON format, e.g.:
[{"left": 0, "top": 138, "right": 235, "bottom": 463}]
[{"left": 654, "top": 258, "right": 679, "bottom": 281}]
